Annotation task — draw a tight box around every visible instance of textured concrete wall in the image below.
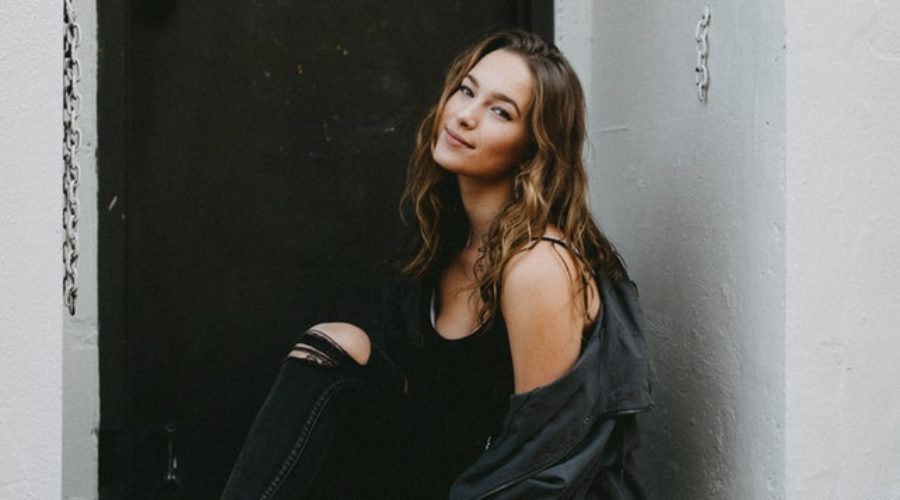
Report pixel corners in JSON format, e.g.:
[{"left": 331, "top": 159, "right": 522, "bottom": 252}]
[
  {"left": 560, "top": 1, "right": 787, "bottom": 498},
  {"left": 554, "top": 0, "right": 594, "bottom": 116},
  {"left": 0, "top": 2, "right": 64, "bottom": 499},
  {"left": 61, "top": 0, "right": 100, "bottom": 498},
  {"left": 785, "top": 1, "right": 900, "bottom": 498}
]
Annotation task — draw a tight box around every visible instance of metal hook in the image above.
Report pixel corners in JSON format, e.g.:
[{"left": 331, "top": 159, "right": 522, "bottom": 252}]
[{"left": 163, "top": 423, "right": 183, "bottom": 491}]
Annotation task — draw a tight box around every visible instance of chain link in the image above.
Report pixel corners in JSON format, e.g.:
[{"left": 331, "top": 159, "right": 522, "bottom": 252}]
[
  {"left": 63, "top": 0, "right": 82, "bottom": 315},
  {"left": 694, "top": 7, "right": 711, "bottom": 103}
]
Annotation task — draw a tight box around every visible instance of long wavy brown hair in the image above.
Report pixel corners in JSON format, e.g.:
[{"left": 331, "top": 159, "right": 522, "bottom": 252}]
[{"left": 401, "top": 29, "right": 624, "bottom": 327}]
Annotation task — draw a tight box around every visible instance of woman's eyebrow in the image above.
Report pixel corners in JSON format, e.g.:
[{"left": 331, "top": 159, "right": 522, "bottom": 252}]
[{"left": 464, "top": 74, "right": 522, "bottom": 116}]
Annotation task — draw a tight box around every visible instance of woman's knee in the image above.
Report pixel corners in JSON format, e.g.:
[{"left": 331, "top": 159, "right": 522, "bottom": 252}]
[{"left": 288, "top": 322, "right": 372, "bottom": 366}]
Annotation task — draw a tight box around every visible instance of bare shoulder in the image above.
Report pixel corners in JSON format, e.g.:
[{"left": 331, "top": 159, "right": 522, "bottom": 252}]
[
  {"left": 502, "top": 237, "right": 579, "bottom": 297},
  {"left": 500, "top": 238, "right": 584, "bottom": 394}
]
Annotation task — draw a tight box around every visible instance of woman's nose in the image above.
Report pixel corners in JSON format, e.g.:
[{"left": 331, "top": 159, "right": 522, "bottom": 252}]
[{"left": 455, "top": 102, "right": 477, "bottom": 129}]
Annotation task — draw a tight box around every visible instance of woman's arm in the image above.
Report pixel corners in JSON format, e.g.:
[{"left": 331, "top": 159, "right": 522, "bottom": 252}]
[{"left": 500, "top": 240, "right": 587, "bottom": 395}]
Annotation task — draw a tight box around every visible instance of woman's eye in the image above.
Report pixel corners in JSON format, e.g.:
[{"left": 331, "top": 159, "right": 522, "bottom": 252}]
[
  {"left": 459, "top": 84, "right": 474, "bottom": 97},
  {"left": 492, "top": 108, "right": 511, "bottom": 120}
]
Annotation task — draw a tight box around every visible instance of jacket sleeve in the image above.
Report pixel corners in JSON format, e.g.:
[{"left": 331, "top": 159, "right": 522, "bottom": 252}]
[{"left": 450, "top": 415, "right": 647, "bottom": 500}]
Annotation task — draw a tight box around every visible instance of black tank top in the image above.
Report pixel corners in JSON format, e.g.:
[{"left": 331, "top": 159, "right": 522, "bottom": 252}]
[
  {"left": 404, "top": 236, "right": 577, "bottom": 496},
  {"left": 403, "top": 286, "right": 514, "bottom": 496}
]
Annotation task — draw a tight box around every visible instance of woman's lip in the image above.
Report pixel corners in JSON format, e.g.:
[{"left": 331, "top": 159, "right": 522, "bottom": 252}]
[{"left": 444, "top": 127, "right": 474, "bottom": 149}]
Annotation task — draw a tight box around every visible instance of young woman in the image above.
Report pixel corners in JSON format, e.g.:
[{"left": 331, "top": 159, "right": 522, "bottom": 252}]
[{"left": 221, "top": 29, "right": 653, "bottom": 500}]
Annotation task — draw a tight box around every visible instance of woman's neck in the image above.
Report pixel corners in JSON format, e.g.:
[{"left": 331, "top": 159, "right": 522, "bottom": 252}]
[{"left": 457, "top": 175, "right": 514, "bottom": 250}]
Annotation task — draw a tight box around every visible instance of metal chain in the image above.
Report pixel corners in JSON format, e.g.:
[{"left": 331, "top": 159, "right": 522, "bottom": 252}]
[
  {"left": 694, "top": 7, "right": 711, "bottom": 103},
  {"left": 63, "top": 0, "right": 82, "bottom": 315}
]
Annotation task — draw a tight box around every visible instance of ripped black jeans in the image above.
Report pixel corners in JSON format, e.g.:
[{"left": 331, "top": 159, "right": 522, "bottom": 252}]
[{"left": 220, "top": 328, "right": 414, "bottom": 500}]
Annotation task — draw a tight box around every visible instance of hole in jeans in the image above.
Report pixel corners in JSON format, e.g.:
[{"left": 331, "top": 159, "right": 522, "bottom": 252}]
[
  {"left": 286, "top": 328, "right": 355, "bottom": 368},
  {"left": 288, "top": 344, "right": 337, "bottom": 367}
]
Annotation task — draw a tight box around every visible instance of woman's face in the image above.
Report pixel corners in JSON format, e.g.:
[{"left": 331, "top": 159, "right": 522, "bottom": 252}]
[{"left": 432, "top": 49, "right": 534, "bottom": 182}]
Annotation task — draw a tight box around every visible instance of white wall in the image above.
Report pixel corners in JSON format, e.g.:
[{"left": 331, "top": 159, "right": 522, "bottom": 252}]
[
  {"left": 0, "top": 2, "right": 65, "bottom": 499},
  {"left": 560, "top": 1, "right": 787, "bottom": 498},
  {"left": 61, "top": 0, "right": 100, "bottom": 498},
  {"left": 785, "top": 1, "right": 900, "bottom": 498},
  {"left": 561, "top": 0, "right": 900, "bottom": 497}
]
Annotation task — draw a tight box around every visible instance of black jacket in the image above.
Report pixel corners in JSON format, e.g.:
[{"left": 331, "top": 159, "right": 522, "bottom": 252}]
[{"left": 381, "top": 269, "right": 654, "bottom": 499}]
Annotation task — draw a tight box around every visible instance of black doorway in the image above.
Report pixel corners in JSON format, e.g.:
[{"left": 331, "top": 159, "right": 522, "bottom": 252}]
[{"left": 98, "top": 1, "right": 552, "bottom": 498}]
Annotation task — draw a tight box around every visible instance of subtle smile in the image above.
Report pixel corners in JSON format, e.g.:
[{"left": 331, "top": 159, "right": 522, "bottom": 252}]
[{"left": 444, "top": 127, "right": 475, "bottom": 149}]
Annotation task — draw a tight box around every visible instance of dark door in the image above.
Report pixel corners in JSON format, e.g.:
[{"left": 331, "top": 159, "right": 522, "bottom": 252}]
[{"left": 99, "top": 1, "right": 552, "bottom": 499}]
